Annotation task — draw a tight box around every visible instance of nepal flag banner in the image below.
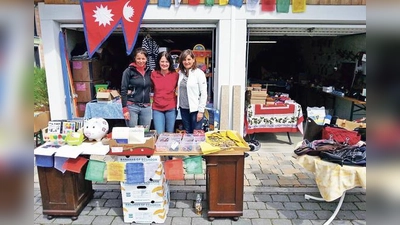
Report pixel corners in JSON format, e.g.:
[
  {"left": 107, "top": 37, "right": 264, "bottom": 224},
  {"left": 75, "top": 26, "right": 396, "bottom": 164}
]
[{"left": 80, "top": 0, "right": 149, "bottom": 58}]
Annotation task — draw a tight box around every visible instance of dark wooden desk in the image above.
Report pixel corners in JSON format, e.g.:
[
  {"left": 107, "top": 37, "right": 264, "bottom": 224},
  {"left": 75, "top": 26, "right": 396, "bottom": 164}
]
[{"left": 37, "top": 158, "right": 93, "bottom": 220}]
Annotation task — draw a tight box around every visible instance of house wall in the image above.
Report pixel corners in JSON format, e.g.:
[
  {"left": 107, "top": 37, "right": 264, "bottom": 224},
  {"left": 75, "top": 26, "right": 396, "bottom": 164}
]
[{"left": 38, "top": 3, "right": 366, "bottom": 133}]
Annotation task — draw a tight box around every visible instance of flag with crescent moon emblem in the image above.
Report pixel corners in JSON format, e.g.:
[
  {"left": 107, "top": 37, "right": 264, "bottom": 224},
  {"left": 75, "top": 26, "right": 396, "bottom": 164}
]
[{"left": 80, "top": 0, "right": 149, "bottom": 58}]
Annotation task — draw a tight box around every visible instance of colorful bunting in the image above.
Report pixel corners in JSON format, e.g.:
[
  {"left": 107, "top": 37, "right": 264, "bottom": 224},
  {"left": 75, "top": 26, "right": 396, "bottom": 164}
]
[
  {"left": 144, "top": 162, "right": 162, "bottom": 181},
  {"left": 54, "top": 156, "right": 68, "bottom": 173},
  {"left": 85, "top": 160, "right": 106, "bottom": 182},
  {"left": 261, "top": 0, "right": 276, "bottom": 12},
  {"left": 183, "top": 156, "right": 203, "bottom": 174},
  {"left": 276, "top": 0, "right": 290, "bottom": 13},
  {"left": 164, "top": 159, "right": 184, "bottom": 180},
  {"left": 125, "top": 162, "right": 145, "bottom": 184},
  {"left": 292, "top": 0, "right": 306, "bottom": 13},
  {"left": 246, "top": 0, "right": 260, "bottom": 11},
  {"left": 62, "top": 156, "right": 88, "bottom": 173},
  {"left": 229, "top": 0, "right": 243, "bottom": 8},
  {"left": 205, "top": 0, "right": 214, "bottom": 6},
  {"left": 219, "top": 0, "right": 229, "bottom": 6},
  {"left": 188, "top": 0, "right": 200, "bottom": 6},
  {"left": 107, "top": 161, "right": 126, "bottom": 181},
  {"left": 174, "top": 0, "right": 181, "bottom": 7},
  {"left": 158, "top": 0, "right": 171, "bottom": 8},
  {"left": 35, "top": 155, "right": 54, "bottom": 168}
]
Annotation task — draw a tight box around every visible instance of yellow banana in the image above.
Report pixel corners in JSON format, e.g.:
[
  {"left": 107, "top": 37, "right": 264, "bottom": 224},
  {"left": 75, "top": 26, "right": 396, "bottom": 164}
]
[
  {"left": 153, "top": 208, "right": 165, "bottom": 215},
  {"left": 152, "top": 186, "right": 163, "bottom": 193}
]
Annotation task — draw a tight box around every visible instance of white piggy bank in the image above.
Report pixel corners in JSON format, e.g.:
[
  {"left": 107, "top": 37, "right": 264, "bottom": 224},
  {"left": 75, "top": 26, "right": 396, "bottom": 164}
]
[{"left": 84, "top": 118, "right": 109, "bottom": 141}]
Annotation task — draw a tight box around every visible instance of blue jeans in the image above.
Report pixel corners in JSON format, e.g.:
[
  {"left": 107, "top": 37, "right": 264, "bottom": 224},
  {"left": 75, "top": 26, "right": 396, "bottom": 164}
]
[
  {"left": 125, "top": 104, "right": 152, "bottom": 128},
  {"left": 152, "top": 109, "right": 177, "bottom": 134},
  {"left": 179, "top": 108, "right": 203, "bottom": 134}
]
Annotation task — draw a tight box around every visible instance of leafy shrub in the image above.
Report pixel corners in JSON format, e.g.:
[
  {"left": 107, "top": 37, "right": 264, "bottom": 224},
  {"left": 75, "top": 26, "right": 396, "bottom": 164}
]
[{"left": 34, "top": 67, "right": 48, "bottom": 110}]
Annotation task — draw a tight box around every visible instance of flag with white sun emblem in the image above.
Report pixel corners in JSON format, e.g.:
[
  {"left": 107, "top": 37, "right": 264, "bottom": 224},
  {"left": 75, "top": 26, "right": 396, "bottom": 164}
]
[{"left": 80, "top": 0, "right": 149, "bottom": 58}]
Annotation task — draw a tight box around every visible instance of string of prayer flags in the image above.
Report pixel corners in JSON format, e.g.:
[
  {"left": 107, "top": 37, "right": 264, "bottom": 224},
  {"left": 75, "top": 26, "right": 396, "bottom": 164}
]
[
  {"left": 276, "top": 0, "right": 290, "bottom": 13},
  {"left": 144, "top": 162, "right": 162, "bottom": 182},
  {"left": 292, "top": 0, "right": 306, "bottom": 13},
  {"left": 188, "top": 0, "right": 200, "bottom": 6},
  {"left": 229, "top": 0, "right": 243, "bottom": 8},
  {"left": 62, "top": 156, "right": 88, "bottom": 173},
  {"left": 85, "top": 160, "right": 106, "bottom": 182},
  {"left": 54, "top": 156, "right": 68, "bottom": 173},
  {"left": 164, "top": 159, "right": 184, "bottom": 180},
  {"left": 158, "top": 0, "right": 171, "bottom": 8},
  {"left": 205, "top": 0, "right": 214, "bottom": 6},
  {"left": 35, "top": 155, "right": 54, "bottom": 168},
  {"left": 183, "top": 156, "right": 203, "bottom": 174},
  {"left": 125, "top": 163, "right": 145, "bottom": 184},
  {"left": 261, "top": 0, "right": 276, "bottom": 12},
  {"left": 174, "top": 0, "right": 181, "bottom": 8},
  {"left": 246, "top": 0, "right": 260, "bottom": 11},
  {"left": 219, "top": 0, "right": 229, "bottom": 6},
  {"left": 107, "top": 162, "right": 126, "bottom": 181}
]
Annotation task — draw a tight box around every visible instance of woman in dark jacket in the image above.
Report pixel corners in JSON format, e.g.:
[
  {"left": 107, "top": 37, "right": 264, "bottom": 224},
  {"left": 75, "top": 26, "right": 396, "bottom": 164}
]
[{"left": 121, "top": 48, "right": 152, "bottom": 128}]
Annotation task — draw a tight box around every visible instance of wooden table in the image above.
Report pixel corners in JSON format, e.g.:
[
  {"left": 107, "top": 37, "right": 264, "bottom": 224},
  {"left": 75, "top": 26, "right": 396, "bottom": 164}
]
[
  {"left": 36, "top": 147, "right": 247, "bottom": 221},
  {"left": 322, "top": 92, "right": 366, "bottom": 120}
]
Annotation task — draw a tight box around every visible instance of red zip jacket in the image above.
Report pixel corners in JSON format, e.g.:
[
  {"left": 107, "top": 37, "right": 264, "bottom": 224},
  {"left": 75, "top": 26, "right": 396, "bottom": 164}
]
[{"left": 151, "top": 70, "right": 179, "bottom": 111}]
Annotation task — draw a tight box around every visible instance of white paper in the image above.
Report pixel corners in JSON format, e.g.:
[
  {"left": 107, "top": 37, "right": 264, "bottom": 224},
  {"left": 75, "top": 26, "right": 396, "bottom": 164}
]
[
  {"left": 81, "top": 142, "right": 110, "bottom": 155},
  {"left": 111, "top": 147, "right": 123, "bottom": 153},
  {"left": 34, "top": 143, "right": 60, "bottom": 156},
  {"left": 54, "top": 145, "right": 84, "bottom": 158}
]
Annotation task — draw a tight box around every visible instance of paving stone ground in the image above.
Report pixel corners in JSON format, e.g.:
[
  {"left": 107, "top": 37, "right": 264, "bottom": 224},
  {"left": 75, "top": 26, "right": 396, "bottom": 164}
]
[{"left": 34, "top": 132, "right": 366, "bottom": 225}]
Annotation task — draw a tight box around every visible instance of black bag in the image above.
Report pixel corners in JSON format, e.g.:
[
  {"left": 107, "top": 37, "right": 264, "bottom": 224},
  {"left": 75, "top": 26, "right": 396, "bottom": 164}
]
[
  {"left": 320, "top": 145, "right": 366, "bottom": 167},
  {"left": 303, "top": 118, "right": 323, "bottom": 141}
]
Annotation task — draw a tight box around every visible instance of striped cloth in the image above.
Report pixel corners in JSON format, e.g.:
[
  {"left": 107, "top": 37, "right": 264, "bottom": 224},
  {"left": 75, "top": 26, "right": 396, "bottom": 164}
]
[{"left": 142, "top": 36, "right": 159, "bottom": 70}]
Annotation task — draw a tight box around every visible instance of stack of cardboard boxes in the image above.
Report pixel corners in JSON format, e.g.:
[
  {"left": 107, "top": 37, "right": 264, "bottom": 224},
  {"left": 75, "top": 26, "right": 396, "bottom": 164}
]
[
  {"left": 246, "top": 84, "right": 268, "bottom": 105},
  {"left": 118, "top": 156, "right": 170, "bottom": 223},
  {"left": 71, "top": 59, "right": 104, "bottom": 117}
]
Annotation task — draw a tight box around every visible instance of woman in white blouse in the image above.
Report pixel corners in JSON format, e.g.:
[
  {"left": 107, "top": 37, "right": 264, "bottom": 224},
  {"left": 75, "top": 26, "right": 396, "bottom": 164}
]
[{"left": 177, "top": 49, "right": 208, "bottom": 133}]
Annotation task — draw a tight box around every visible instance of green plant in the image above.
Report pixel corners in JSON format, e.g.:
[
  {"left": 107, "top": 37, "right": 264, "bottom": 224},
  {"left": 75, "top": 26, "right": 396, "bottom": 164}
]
[{"left": 34, "top": 67, "right": 49, "bottom": 110}]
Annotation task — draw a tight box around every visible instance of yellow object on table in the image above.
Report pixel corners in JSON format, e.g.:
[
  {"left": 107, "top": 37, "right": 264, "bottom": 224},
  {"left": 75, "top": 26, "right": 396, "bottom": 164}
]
[{"left": 296, "top": 155, "right": 366, "bottom": 202}]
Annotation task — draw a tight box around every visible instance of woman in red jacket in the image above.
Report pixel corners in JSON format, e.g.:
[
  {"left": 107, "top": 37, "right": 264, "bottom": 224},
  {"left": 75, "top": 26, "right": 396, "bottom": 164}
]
[{"left": 151, "top": 51, "right": 179, "bottom": 134}]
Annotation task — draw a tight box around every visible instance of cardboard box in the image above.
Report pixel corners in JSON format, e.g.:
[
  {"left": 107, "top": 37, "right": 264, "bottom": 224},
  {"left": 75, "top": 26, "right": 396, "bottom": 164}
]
[
  {"left": 96, "top": 90, "right": 120, "bottom": 103},
  {"left": 72, "top": 59, "right": 102, "bottom": 81},
  {"left": 120, "top": 176, "right": 168, "bottom": 203},
  {"left": 77, "top": 102, "right": 87, "bottom": 118},
  {"left": 108, "top": 136, "right": 156, "bottom": 156},
  {"left": 75, "top": 80, "right": 104, "bottom": 102},
  {"left": 34, "top": 111, "right": 50, "bottom": 133},
  {"left": 122, "top": 186, "right": 170, "bottom": 223}
]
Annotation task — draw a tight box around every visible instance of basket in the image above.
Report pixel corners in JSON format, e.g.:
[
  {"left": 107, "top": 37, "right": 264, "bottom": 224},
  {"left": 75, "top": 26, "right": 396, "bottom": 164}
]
[{"left": 95, "top": 84, "right": 108, "bottom": 93}]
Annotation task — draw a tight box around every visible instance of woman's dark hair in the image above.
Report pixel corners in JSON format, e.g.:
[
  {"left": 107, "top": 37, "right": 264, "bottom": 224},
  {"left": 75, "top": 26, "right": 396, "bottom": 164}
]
[
  {"left": 155, "top": 51, "right": 175, "bottom": 72},
  {"left": 178, "top": 49, "right": 197, "bottom": 75},
  {"left": 131, "top": 47, "right": 148, "bottom": 62}
]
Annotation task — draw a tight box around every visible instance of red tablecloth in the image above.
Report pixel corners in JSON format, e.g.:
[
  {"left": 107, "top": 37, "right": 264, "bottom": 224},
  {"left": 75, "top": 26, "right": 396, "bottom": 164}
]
[{"left": 245, "top": 102, "right": 304, "bottom": 135}]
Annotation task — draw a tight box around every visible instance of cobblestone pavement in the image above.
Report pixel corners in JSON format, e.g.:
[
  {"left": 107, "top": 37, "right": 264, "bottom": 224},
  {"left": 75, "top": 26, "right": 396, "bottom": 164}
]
[{"left": 34, "top": 132, "right": 366, "bottom": 225}]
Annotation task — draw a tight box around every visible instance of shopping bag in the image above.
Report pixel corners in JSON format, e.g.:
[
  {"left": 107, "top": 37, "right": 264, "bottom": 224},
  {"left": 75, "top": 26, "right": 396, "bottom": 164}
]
[
  {"left": 303, "top": 117, "right": 323, "bottom": 141},
  {"left": 322, "top": 126, "right": 361, "bottom": 145}
]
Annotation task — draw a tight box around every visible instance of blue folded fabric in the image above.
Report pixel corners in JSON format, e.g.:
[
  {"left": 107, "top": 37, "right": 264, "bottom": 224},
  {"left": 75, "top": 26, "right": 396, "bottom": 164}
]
[{"left": 125, "top": 162, "right": 145, "bottom": 184}]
